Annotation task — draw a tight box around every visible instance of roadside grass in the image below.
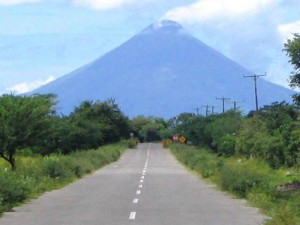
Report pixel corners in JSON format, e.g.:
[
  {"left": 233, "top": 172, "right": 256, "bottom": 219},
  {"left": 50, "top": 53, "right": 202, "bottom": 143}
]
[
  {"left": 170, "top": 144, "right": 300, "bottom": 225},
  {"left": 0, "top": 142, "right": 127, "bottom": 215}
]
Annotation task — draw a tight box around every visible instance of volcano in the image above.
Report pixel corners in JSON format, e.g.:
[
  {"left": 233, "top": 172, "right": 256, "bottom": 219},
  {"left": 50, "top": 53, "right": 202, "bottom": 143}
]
[{"left": 32, "top": 20, "right": 293, "bottom": 117}]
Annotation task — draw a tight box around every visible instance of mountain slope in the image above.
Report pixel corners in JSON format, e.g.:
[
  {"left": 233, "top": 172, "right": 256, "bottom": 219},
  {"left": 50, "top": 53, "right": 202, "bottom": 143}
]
[{"left": 32, "top": 20, "right": 293, "bottom": 117}]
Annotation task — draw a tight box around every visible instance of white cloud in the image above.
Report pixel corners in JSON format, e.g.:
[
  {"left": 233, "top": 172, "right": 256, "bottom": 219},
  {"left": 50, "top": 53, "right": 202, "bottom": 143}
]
[
  {"left": 0, "top": 0, "right": 42, "bottom": 5},
  {"left": 7, "top": 76, "right": 56, "bottom": 94},
  {"left": 278, "top": 20, "right": 300, "bottom": 41},
  {"left": 72, "top": 0, "right": 134, "bottom": 10},
  {"left": 164, "top": 0, "right": 279, "bottom": 23}
]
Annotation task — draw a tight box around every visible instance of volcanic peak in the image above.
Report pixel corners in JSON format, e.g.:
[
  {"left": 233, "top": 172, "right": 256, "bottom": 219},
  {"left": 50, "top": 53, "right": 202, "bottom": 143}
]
[{"left": 141, "top": 20, "right": 184, "bottom": 35}]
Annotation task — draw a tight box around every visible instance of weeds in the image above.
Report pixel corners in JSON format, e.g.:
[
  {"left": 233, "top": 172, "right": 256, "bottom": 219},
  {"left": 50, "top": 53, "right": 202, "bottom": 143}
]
[
  {"left": 171, "top": 144, "right": 300, "bottom": 224},
  {"left": 0, "top": 143, "right": 126, "bottom": 215}
]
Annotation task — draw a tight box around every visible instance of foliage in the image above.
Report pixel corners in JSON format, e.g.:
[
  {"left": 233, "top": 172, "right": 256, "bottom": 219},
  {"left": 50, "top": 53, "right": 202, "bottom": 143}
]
[
  {"left": 0, "top": 143, "right": 126, "bottom": 215},
  {"left": 217, "top": 134, "right": 236, "bottom": 156},
  {"left": 172, "top": 104, "right": 300, "bottom": 168},
  {"left": 219, "top": 165, "right": 269, "bottom": 198},
  {"left": 130, "top": 116, "right": 168, "bottom": 142},
  {"left": 284, "top": 33, "right": 300, "bottom": 104},
  {"left": 128, "top": 138, "right": 139, "bottom": 149},
  {"left": 36, "top": 99, "right": 130, "bottom": 155},
  {"left": 205, "top": 110, "right": 242, "bottom": 152},
  {"left": 235, "top": 116, "right": 271, "bottom": 158},
  {"left": 169, "top": 113, "right": 210, "bottom": 146},
  {"left": 70, "top": 99, "right": 130, "bottom": 145},
  {"left": 171, "top": 144, "right": 300, "bottom": 224},
  {"left": 0, "top": 170, "right": 33, "bottom": 206},
  {"left": 162, "top": 139, "right": 172, "bottom": 148},
  {"left": 0, "top": 94, "right": 55, "bottom": 170}
]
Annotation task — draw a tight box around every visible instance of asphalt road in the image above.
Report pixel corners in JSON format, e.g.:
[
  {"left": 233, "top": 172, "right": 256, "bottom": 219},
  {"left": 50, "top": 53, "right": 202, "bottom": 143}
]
[{"left": 0, "top": 143, "right": 267, "bottom": 225}]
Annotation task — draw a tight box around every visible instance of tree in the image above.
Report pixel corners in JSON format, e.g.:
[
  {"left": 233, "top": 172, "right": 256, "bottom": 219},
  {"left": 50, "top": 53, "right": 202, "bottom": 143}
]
[
  {"left": 0, "top": 94, "right": 55, "bottom": 170},
  {"left": 284, "top": 33, "right": 300, "bottom": 104},
  {"left": 130, "top": 116, "right": 167, "bottom": 142},
  {"left": 70, "top": 99, "right": 129, "bottom": 147}
]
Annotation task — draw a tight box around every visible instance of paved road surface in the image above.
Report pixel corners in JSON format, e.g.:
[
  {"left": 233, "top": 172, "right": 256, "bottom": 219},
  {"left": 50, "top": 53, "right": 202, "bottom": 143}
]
[{"left": 0, "top": 143, "right": 267, "bottom": 225}]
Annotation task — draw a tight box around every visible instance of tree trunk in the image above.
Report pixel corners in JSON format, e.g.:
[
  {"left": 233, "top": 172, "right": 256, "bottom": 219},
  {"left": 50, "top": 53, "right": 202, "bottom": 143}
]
[
  {"left": 0, "top": 152, "right": 16, "bottom": 171},
  {"left": 9, "top": 155, "right": 16, "bottom": 171}
]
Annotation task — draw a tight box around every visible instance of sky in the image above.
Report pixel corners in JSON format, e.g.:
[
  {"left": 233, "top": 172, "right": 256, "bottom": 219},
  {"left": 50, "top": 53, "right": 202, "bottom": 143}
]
[{"left": 1, "top": 0, "right": 300, "bottom": 94}]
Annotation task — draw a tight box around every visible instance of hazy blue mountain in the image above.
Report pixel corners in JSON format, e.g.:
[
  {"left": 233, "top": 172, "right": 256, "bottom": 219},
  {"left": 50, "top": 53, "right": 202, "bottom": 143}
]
[{"left": 32, "top": 20, "right": 294, "bottom": 118}]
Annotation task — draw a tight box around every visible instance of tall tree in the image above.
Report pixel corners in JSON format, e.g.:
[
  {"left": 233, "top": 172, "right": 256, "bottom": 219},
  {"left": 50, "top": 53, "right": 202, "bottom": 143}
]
[
  {"left": 0, "top": 94, "right": 55, "bottom": 170},
  {"left": 284, "top": 33, "right": 300, "bottom": 104},
  {"left": 70, "top": 99, "right": 129, "bottom": 147}
]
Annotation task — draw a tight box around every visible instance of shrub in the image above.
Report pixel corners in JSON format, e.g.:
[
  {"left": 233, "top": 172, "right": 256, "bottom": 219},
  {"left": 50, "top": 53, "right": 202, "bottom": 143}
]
[
  {"left": 0, "top": 171, "right": 33, "bottom": 205},
  {"left": 217, "top": 134, "right": 236, "bottom": 156},
  {"left": 220, "top": 165, "right": 269, "bottom": 198},
  {"left": 194, "top": 161, "right": 215, "bottom": 178},
  {"left": 42, "top": 156, "right": 74, "bottom": 179},
  {"left": 128, "top": 138, "right": 139, "bottom": 148},
  {"left": 162, "top": 139, "right": 172, "bottom": 148},
  {"left": 61, "top": 157, "right": 93, "bottom": 178}
]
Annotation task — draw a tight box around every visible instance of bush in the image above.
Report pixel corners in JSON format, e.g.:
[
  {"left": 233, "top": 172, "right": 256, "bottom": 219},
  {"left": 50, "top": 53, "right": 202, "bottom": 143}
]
[
  {"left": 194, "top": 161, "right": 216, "bottom": 178},
  {"left": 217, "top": 134, "right": 236, "bottom": 156},
  {"left": 162, "top": 139, "right": 172, "bottom": 148},
  {"left": 0, "top": 143, "right": 126, "bottom": 215},
  {"left": 128, "top": 138, "right": 139, "bottom": 148},
  {"left": 42, "top": 156, "right": 74, "bottom": 179},
  {"left": 220, "top": 165, "right": 269, "bottom": 198},
  {"left": 0, "top": 171, "right": 33, "bottom": 205}
]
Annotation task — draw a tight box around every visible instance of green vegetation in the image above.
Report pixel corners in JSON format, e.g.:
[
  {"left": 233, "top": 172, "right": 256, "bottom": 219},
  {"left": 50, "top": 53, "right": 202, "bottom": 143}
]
[
  {"left": 0, "top": 95, "right": 130, "bottom": 170},
  {"left": 129, "top": 115, "right": 172, "bottom": 142},
  {"left": 170, "top": 103, "right": 300, "bottom": 168},
  {"left": 0, "top": 143, "right": 126, "bottom": 215},
  {"left": 0, "top": 94, "right": 130, "bottom": 215},
  {"left": 284, "top": 33, "right": 300, "bottom": 104},
  {"left": 0, "top": 94, "right": 55, "bottom": 170},
  {"left": 171, "top": 144, "right": 300, "bottom": 225},
  {"left": 0, "top": 34, "right": 299, "bottom": 221},
  {"left": 168, "top": 101, "right": 300, "bottom": 224},
  {"left": 128, "top": 138, "right": 139, "bottom": 148}
]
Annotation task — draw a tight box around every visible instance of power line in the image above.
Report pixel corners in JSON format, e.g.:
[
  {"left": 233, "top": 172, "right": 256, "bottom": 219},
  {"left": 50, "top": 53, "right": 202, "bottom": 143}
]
[
  {"left": 216, "top": 97, "right": 231, "bottom": 113},
  {"left": 201, "top": 105, "right": 216, "bottom": 116},
  {"left": 202, "top": 105, "right": 210, "bottom": 116},
  {"left": 243, "top": 73, "right": 266, "bottom": 111},
  {"left": 211, "top": 106, "right": 216, "bottom": 115},
  {"left": 227, "top": 100, "right": 244, "bottom": 111}
]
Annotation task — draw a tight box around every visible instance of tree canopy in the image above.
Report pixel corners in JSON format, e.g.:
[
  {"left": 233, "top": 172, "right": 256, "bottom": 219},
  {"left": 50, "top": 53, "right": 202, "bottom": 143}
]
[
  {"left": 284, "top": 33, "right": 300, "bottom": 104},
  {"left": 0, "top": 94, "right": 55, "bottom": 170}
]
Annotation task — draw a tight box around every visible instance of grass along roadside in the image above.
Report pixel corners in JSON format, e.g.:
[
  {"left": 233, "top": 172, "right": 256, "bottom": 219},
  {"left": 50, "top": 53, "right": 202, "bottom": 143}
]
[
  {"left": 0, "top": 142, "right": 127, "bottom": 215},
  {"left": 170, "top": 144, "right": 300, "bottom": 225}
]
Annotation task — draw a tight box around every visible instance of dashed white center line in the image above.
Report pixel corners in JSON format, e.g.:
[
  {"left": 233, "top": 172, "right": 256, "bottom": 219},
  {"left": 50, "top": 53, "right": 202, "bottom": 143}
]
[
  {"left": 128, "top": 145, "right": 152, "bottom": 221},
  {"left": 129, "top": 212, "right": 136, "bottom": 220}
]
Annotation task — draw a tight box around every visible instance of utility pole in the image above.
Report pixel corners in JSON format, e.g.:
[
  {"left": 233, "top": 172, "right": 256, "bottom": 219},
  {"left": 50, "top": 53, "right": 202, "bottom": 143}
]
[
  {"left": 216, "top": 97, "right": 230, "bottom": 113},
  {"left": 227, "top": 100, "right": 244, "bottom": 111},
  {"left": 211, "top": 106, "right": 215, "bottom": 115},
  {"left": 196, "top": 107, "right": 200, "bottom": 116},
  {"left": 202, "top": 105, "right": 210, "bottom": 116},
  {"left": 243, "top": 73, "right": 266, "bottom": 111}
]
